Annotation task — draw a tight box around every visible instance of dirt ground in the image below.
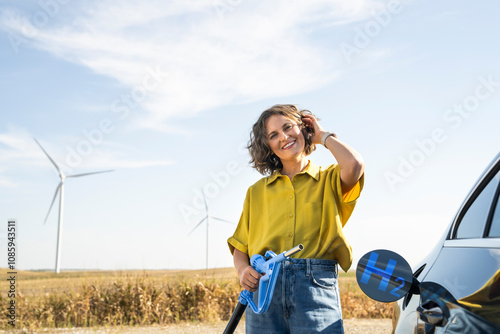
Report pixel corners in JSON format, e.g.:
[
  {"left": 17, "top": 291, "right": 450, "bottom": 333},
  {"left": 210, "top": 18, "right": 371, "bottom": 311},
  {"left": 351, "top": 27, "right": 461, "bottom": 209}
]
[
  {"left": 10, "top": 319, "right": 392, "bottom": 333},
  {"left": 168, "top": 319, "right": 393, "bottom": 333}
]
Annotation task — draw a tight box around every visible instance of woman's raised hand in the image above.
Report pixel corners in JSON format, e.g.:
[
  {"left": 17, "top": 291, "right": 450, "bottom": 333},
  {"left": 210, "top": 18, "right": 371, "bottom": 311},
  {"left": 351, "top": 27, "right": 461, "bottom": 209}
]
[{"left": 301, "top": 114, "right": 326, "bottom": 145}]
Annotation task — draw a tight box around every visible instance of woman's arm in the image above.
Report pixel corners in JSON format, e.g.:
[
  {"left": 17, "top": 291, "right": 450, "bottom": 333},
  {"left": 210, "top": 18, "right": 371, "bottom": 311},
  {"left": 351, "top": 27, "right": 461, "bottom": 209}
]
[
  {"left": 233, "top": 248, "right": 263, "bottom": 292},
  {"left": 324, "top": 136, "right": 364, "bottom": 194},
  {"left": 301, "top": 114, "right": 365, "bottom": 194}
]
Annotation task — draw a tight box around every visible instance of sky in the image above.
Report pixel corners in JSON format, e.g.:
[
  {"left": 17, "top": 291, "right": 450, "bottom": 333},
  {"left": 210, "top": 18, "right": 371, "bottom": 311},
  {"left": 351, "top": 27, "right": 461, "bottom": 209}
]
[{"left": 0, "top": 0, "right": 499, "bottom": 272}]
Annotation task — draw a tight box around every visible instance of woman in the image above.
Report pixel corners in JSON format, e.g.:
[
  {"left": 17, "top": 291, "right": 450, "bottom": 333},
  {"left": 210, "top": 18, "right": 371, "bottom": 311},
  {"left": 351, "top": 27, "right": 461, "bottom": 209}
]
[{"left": 227, "top": 104, "right": 364, "bottom": 333}]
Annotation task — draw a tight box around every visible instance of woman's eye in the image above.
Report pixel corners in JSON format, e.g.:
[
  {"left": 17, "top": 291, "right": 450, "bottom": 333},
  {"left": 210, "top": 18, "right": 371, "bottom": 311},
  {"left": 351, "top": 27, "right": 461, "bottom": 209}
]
[
  {"left": 285, "top": 125, "right": 292, "bottom": 130},
  {"left": 269, "top": 134, "right": 276, "bottom": 139}
]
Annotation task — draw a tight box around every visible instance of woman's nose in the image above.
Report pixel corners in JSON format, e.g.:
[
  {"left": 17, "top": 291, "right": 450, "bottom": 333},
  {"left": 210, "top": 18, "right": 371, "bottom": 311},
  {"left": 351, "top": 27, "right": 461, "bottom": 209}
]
[{"left": 278, "top": 131, "right": 288, "bottom": 141}]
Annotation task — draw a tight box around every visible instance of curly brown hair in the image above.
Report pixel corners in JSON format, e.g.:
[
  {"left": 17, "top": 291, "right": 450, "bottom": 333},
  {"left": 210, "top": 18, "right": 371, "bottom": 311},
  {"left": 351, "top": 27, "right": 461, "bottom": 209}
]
[{"left": 248, "top": 104, "right": 318, "bottom": 175}]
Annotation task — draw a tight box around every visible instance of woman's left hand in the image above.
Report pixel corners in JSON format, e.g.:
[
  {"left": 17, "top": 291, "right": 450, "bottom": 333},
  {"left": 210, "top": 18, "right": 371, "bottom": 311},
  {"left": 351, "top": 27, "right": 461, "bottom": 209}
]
[{"left": 301, "top": 114, "right": 326, "bottom": 145}]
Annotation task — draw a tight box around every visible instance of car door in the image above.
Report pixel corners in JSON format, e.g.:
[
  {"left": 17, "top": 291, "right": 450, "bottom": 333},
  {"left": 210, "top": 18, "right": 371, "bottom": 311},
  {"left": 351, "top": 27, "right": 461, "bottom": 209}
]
[{"left": 419, "top": 158, "right": 500, "bottom": 328}]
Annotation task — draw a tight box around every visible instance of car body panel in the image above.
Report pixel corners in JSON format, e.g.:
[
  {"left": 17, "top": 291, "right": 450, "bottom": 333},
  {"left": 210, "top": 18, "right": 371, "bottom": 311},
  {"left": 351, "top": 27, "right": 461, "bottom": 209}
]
[
  {"left": 422, "top": 243, "right": 500, "bottom": 298},
  {"left": 392, "top": 152, "right": 500, "bottom": 333}
]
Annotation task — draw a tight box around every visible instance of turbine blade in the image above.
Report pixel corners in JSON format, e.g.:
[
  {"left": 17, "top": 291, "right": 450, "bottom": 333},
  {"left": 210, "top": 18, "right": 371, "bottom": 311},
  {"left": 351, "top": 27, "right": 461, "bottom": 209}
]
[
  {"left": 211, "top": 217, "right": 234, "bottom": 225},
  {"left": 187, "top": 217, "right": 207, "bottom": 236},
  {"left": 44, "top": 182, "right": 62, "bottom": 224},
  {"left": 203, "top": 191, "right": 208, "bottom": 214},
  {"left": 67, "top": 170, "right": 114, "bottom": 178},
  {"left": 34, "top": 138, "right": 61, "bottom": 174}
]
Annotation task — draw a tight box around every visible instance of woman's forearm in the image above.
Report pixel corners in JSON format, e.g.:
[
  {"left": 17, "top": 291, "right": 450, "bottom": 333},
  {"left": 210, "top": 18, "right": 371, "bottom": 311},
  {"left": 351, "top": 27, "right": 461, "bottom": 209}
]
[
  {"left": 233, "top": 248, "right": 251, "bottom": 277},
  {"left": 324, "top": 134, "right": 364, "bottom": 194},
  {"left": 233, "top": 248, "right": 262, "bottom": 292},
  {"left": 300, "top": 114, "right": 364, "bottom": 194}
]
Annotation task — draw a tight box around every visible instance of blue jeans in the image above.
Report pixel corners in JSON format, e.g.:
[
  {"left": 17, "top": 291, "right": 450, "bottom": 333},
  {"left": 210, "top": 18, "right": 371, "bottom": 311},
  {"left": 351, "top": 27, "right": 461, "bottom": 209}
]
[{"left": 246, "top": 258, "right": 344, "bottom": 334}]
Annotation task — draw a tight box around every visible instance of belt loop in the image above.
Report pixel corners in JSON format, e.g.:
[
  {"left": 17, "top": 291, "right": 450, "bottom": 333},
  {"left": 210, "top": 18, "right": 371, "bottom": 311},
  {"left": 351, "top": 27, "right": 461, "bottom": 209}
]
[
  {"left": 334, "top": 261, "right": 338, "bottom": 277},
  {"left": 306, "top": 259, "right": 311, "bottom": 277}
]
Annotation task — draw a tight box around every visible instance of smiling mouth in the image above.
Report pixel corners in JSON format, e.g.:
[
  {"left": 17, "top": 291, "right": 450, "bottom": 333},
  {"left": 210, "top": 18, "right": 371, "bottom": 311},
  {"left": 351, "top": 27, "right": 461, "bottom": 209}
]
[{"left": 282, "top": 140, "right": 296, "bottom": 150}]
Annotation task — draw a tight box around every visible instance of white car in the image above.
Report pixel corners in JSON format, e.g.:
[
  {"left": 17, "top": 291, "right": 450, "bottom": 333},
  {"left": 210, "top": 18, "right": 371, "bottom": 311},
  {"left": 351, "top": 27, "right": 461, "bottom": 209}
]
[{"left": 390, "top": 152, "right": 500, "bottom": 333}]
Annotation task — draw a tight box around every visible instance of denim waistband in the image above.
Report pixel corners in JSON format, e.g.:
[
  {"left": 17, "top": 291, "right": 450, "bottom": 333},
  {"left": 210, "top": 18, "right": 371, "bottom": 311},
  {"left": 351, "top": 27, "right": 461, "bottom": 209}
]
[{"left": 281, "top": 258, "right": 338, "bottom": 276}]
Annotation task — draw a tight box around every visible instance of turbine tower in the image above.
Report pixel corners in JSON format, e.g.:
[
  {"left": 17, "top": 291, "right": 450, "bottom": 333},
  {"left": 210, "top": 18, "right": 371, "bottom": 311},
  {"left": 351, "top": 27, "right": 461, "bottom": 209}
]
[
  {"left": 187, "top": 191, "right": 233, "bottom": 269},
  {"left": 34, "top": 138, "right": 113, "bottom": 273}
]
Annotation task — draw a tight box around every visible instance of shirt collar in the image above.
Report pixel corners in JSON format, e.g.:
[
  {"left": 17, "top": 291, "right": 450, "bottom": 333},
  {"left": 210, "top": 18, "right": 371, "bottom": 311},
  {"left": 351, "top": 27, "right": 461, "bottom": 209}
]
[{"left": 266, "top": 160, "right": 320, "bottom": 185}]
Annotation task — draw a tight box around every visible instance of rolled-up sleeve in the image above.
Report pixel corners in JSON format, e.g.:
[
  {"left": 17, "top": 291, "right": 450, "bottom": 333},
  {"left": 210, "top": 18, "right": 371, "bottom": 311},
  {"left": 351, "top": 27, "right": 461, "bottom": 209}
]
[
  {"left": 227, "top": 187, "right": 251, "bottom": 255},
  {"left": 330, "top": 164, "right": 364, "bottom": 227}
]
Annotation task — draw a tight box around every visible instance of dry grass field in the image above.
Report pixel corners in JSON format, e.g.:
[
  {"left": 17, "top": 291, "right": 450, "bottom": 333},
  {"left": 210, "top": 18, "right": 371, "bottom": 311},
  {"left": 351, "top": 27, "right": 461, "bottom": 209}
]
[{"left": 0, "top": 268, "right": 393, "bottom": 331}]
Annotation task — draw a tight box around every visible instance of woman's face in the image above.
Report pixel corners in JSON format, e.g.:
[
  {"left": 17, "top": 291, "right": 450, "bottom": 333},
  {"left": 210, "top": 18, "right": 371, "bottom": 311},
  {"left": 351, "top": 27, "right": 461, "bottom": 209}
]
[{"left": 265, "top": 114, "right": 306, "bottom": 164}]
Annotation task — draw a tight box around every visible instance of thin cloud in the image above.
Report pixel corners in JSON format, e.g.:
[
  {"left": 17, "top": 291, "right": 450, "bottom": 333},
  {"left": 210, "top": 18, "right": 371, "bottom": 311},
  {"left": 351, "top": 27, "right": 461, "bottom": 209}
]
[
  {"left": 0, "top": 126, "right": 175, "bottom": 185},
  {"left": 86, "top": 158, "right": 176, "bottom": 170},
  {"left": 1, "top": 0, "right": 382, "bottom": 131},
  {"left": 0, "top": 125, "right": 42, "bottom": 165}
]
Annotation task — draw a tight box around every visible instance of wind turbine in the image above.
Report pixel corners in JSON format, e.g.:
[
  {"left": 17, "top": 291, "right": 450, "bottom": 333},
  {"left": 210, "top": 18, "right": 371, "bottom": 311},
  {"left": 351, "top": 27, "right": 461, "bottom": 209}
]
[
  {"left": 187, "top": 191, "right": 233, "bottom": 269},
  {"left": 34, "top": 138, "right": 113, "bottom": 274}
]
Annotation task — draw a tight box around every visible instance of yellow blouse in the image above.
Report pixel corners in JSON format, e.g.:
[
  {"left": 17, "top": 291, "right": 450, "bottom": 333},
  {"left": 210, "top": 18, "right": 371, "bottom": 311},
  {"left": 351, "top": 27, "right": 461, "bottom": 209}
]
[{"left": 227, "top": 161, "right": 364, "bottom": 272}]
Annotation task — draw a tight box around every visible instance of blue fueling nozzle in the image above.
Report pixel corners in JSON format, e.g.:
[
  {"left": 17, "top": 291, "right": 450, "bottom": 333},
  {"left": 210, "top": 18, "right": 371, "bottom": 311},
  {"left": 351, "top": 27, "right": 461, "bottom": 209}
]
[
  {"left": 238, "top": 244, "right": 304, "bottom": 314},
  {"left": 223, "top": 244, "right": 304, "bottom": 334}
]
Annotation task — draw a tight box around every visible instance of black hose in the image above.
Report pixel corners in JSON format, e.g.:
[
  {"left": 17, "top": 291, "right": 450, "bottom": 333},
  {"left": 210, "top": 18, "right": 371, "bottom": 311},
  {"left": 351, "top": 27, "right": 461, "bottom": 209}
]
[{"left": 223, "top": 302, "right": 247, "bottom": 334}]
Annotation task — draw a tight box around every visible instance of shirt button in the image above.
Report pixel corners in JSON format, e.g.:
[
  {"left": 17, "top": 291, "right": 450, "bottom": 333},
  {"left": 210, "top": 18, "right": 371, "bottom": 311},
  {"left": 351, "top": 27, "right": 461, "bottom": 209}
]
[
  {"left": 288, "top": 233, "right": 293, "bottom": 237},
  {"left": 289, "top": 213, "right": 294, "bottom": 218},
  {"left": 289, "top": 195, "right": 293, "bottom": 199}
]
